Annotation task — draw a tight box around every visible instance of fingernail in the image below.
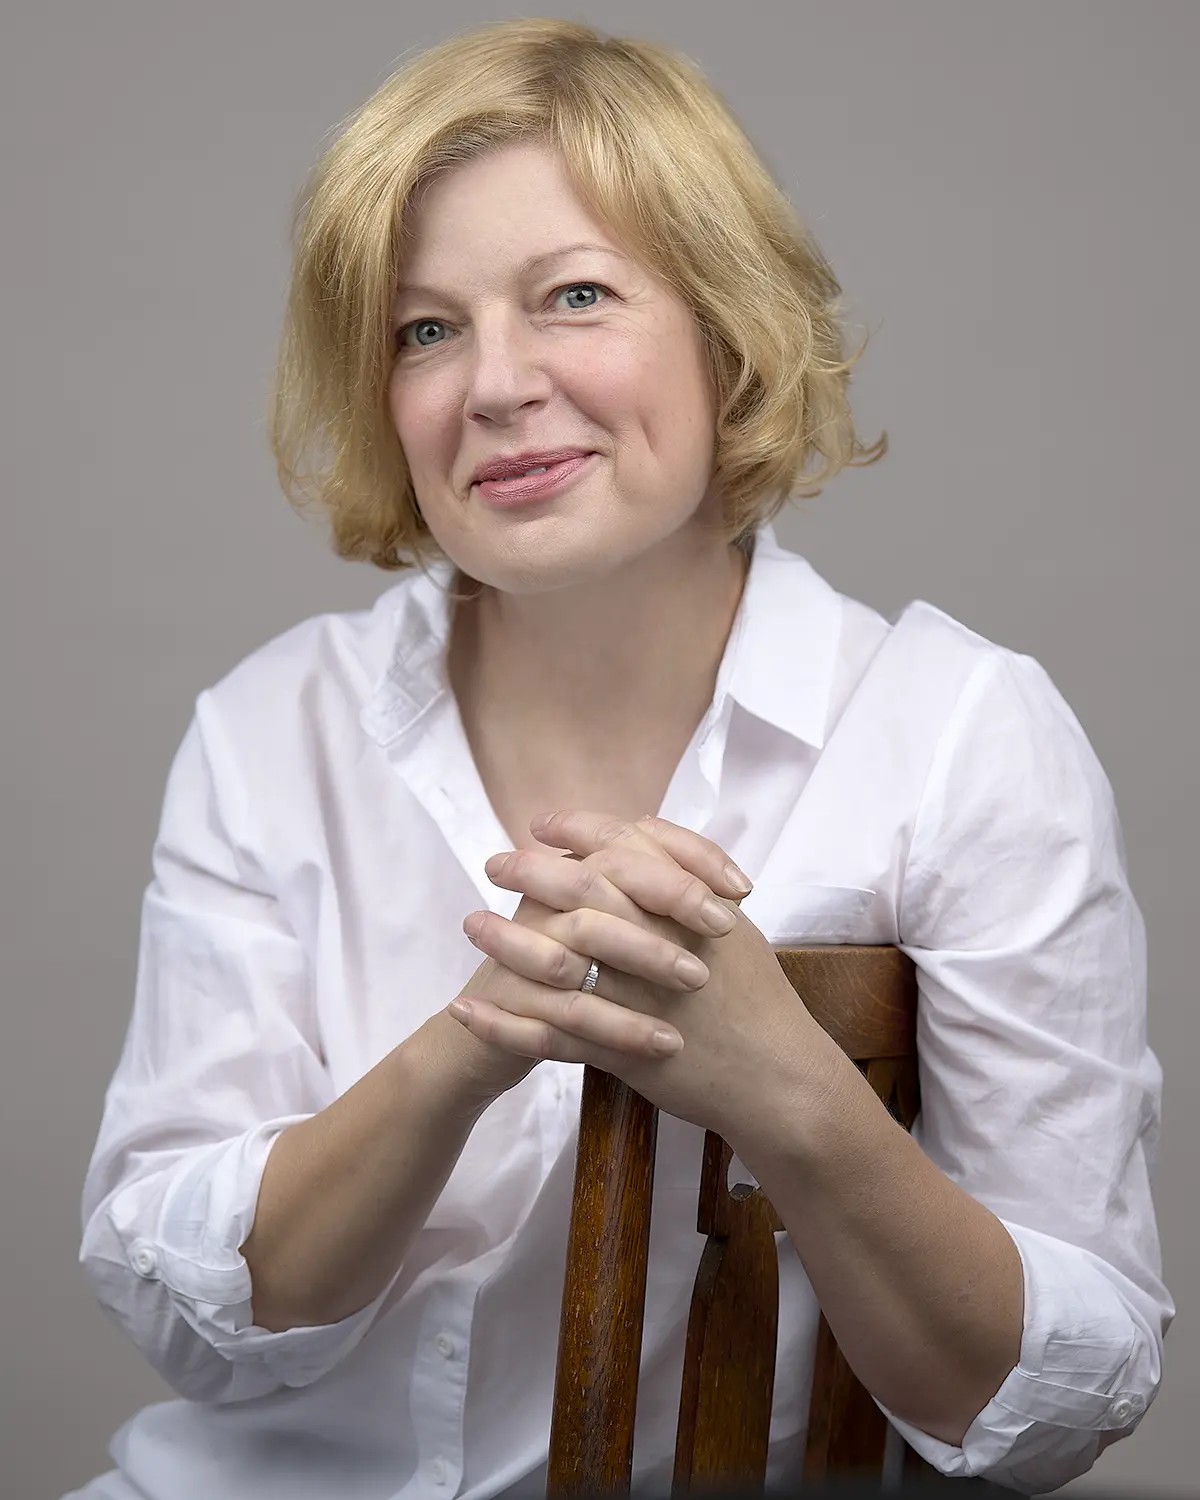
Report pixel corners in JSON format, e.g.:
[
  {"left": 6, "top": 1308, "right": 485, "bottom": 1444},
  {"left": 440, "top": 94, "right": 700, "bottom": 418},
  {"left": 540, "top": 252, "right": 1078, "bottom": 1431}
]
[
  {"left": 702, "top": 897, "right": 737, "bottom": 935},
  {"left": 724, "top": 863, "right": 753, "bottom": 895},
  {"left": 448, "top": 998, "right": 473, "bottom": 1022},
  {"left": 652, "top": 1029, "right": 684, "bottom": 1054},
  {"left": 675, "top": 954, "right": 710, "bottom": 988}
]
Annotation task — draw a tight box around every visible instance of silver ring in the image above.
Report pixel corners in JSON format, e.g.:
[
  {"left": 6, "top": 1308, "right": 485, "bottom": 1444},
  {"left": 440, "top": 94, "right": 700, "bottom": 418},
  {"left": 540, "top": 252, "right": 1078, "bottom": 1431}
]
[{"left": 579, "top": 958, "right": 601, "bottom": 993}]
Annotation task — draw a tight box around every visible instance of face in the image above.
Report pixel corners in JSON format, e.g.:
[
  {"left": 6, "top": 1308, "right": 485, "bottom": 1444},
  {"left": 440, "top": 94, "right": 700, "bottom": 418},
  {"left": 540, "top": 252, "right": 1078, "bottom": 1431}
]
[{"left": 387, "top": 142, "right": 725, "bottom": 595}]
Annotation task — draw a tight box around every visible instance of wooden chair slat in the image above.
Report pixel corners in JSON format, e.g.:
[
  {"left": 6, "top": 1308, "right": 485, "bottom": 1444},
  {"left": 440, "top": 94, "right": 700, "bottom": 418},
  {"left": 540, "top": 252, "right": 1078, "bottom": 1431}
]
[
  {"left": 546, "top": 1067, "right": 659, "bottom": 1496},
  {"left": 672, "top": 1133, "right": 784, "bottom": 1493},
  {"left": 550, "top": 945, "right": 964, "bottom": 1495},
  {"left": 775, "top": 945, "right": 916, "bottom": 1060},
  {"left": 803, "top": 1309, "right": 890, "bottom": 1482}
]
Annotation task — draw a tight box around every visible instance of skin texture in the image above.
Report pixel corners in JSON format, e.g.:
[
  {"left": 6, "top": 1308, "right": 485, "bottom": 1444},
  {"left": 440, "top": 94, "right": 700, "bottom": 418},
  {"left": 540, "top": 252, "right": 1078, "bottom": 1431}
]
[
  {"left": 388, "top": 141, "right": 748, "bottom": 785},
  {"left": 385, "top": 143, "right": 1026, "bottom": 1447},
  {"left": 457, "top": 811, "right": 1025, "bottom": 1449}
]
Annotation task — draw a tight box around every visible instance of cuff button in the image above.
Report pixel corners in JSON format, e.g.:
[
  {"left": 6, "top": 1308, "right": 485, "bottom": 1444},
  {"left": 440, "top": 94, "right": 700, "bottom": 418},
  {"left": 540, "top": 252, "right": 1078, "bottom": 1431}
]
[{"left": 130, "top": 1245, "right": 158, "bottom": 1278}]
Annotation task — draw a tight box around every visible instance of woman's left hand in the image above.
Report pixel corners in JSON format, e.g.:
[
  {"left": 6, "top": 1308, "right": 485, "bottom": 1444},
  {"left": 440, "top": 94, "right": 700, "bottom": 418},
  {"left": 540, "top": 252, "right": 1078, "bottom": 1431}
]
[{"left": 451, "top": 810, "right": 843, "bottom": 1137}]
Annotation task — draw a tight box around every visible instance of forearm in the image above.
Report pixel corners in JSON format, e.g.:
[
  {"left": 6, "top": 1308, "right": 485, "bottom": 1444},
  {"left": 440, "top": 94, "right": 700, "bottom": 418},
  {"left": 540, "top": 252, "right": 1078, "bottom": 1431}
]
[
  {"left": 727, "top": 1036, "right": 1024, "bottom": 1447},
  {"left": 241, "top": 1011, "right": 505, "bottom": 1332}
]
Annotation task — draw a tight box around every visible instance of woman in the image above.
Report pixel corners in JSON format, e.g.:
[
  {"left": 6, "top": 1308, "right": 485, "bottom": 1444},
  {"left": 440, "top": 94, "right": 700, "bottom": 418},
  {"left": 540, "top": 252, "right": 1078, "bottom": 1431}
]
[{"left": 68, "top": 17, "right": 1171, "bottom": 1500}]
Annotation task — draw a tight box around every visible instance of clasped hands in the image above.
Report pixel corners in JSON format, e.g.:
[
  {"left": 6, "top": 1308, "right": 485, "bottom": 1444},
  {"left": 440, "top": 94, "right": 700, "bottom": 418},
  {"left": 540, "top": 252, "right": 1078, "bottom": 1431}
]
[{"left": 447, "top": 810, "right": 839, "bottom": 1136}]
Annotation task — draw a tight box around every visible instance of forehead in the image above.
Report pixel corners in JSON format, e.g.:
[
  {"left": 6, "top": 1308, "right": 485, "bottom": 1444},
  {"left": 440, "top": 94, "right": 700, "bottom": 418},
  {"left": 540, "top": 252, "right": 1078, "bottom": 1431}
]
[{"left": 395, "top": 144, "right": 628, "bottom": 297}]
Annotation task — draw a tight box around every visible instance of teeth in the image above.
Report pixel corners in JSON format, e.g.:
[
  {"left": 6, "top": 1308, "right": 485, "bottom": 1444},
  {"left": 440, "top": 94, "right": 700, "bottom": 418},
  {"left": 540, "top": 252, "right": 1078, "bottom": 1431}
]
[
  {"left": 480, "top": 457, "right": 584, "bottom": 483},
  {"left": 486, "top": 464, "right": 550, "bottom": 482}
]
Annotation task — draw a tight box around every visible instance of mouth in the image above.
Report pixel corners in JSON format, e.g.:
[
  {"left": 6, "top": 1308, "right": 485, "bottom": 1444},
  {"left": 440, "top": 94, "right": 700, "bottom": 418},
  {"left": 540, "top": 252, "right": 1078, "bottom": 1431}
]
[
  {"left": 471, "top": 451, "right": 595, "bottom": 487},
  {"left": 471, "top": 452, "right": 598, "bottom": 507}
]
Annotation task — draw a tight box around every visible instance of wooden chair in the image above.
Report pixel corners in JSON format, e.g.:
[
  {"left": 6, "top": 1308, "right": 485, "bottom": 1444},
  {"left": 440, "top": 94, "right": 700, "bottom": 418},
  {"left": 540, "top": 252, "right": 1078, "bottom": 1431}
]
[{"left": 546, "top": 945, "right": 970, "bottom": 1495}]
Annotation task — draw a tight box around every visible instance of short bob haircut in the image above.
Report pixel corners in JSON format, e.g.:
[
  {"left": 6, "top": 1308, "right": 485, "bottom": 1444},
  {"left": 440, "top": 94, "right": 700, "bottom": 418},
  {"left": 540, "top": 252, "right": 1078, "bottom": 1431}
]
[{"left": 269, "top": 16, "right": 885, "bottom": 577}]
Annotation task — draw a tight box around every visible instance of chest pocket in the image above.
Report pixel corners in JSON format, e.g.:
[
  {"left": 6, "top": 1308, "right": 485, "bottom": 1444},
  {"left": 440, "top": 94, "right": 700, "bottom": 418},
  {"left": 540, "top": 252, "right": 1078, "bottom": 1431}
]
[{"left": 741, "top": 882, "right": 876, "bottom": 946}]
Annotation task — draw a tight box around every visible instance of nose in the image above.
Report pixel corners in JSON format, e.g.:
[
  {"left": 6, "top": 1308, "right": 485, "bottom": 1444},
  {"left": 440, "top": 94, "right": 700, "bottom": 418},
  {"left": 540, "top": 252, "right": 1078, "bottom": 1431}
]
[{"left": 463, "top": 312, "right": 555, "bottom": 425}]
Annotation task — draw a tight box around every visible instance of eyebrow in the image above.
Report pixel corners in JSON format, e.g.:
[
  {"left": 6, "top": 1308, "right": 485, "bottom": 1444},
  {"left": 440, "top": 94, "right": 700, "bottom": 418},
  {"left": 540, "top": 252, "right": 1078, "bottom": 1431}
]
[{"left": 393, "top": 243, "right": 625, "bottom": 302}]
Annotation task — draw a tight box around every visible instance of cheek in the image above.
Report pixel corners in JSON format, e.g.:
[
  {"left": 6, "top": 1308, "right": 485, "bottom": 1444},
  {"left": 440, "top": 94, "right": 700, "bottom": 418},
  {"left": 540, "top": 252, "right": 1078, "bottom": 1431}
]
[
  {"left": 579, "top": 355, "right": 674, "bottom": 458},
  {"left": 385, "top": 368, "right": 410, "bottom": 441},
  {"left": 387, "top": 371, "right": 451, "bottom": 464},
  {"left": 632, "top": 348, "right": 716, "bottom": 466}
]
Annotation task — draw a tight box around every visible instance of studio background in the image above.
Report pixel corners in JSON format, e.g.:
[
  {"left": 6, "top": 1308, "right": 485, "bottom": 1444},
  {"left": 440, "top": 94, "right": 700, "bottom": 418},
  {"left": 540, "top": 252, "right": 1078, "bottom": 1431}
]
[{"left": 2, "top": 4, "right": 1194, "bottom": 1498}]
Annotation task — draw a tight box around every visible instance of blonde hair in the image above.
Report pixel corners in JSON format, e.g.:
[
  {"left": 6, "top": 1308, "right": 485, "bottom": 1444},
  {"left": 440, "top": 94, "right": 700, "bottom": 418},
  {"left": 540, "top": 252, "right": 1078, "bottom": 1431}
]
[{"left": 269, "top": 16, "right": 885, "bottom": 576}]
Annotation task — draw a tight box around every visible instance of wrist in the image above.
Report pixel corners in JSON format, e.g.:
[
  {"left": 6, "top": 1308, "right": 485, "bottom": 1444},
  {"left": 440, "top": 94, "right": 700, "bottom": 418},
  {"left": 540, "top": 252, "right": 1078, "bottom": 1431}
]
[
  {"left": 723, "top": 1016, "right": 867, "bottom": 1171},
  {"left": 412, "top": 1008, "right": 536, "bottom": 1124}
]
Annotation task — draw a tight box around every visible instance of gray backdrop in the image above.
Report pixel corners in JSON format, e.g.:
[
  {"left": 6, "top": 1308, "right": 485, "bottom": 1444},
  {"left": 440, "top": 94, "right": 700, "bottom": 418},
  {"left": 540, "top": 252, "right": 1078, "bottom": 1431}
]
[{"left": 2, "top": 4, "right": 1194, "bottom": 1497}]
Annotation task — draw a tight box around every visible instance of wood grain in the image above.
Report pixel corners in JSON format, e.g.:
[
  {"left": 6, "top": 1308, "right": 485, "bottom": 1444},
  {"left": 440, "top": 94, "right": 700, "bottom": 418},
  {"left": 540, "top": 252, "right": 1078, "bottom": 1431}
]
[
  {"left": 673, "top": 1132, "right": 785, "bottom": 1493},
  {"left": 549, "top": 946, "right": 978, "bottom": 1495},
  {"left": 547, "top": 1065, "right": 659, "bottom": 1495}
]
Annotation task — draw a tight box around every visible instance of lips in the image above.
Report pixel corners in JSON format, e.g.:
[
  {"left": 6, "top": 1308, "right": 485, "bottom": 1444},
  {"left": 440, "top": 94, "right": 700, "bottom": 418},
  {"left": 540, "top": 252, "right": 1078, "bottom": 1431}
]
[
  {"left": 473, "top": 452, "right": 597, "bottom": 507},
  {"left": 470, "top": 448, "right": 594, "bottom": 485}
]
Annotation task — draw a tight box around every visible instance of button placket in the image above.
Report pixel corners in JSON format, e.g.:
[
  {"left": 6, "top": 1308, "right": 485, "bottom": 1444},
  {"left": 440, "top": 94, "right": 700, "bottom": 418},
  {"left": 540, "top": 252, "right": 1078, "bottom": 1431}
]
[{"left": 411, "top": 1286, "right": 474, "bottom": 1496}]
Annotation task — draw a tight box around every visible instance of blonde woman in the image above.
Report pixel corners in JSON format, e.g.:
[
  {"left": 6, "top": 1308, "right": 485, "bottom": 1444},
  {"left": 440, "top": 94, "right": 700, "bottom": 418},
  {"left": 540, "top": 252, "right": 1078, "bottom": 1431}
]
[{"left": 68, "top": 18, "right": 1171, "bottom": 1500}]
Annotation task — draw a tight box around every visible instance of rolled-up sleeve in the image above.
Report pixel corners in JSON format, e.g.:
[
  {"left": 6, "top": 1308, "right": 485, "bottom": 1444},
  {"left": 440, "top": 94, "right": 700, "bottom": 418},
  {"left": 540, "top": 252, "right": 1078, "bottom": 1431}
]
[
  {"left": 884, "top": 646, "right": 1174, "bottom": 1493},
  {"left": 79, "top": 692, "right": 394, "bottom": 1403}
]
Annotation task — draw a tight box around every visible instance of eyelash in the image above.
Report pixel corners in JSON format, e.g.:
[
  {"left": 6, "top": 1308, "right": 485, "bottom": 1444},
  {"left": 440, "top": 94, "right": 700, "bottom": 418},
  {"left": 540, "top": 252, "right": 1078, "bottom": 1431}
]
[{"left": 393, "top": 281, "right": 611, "bottom": 353}]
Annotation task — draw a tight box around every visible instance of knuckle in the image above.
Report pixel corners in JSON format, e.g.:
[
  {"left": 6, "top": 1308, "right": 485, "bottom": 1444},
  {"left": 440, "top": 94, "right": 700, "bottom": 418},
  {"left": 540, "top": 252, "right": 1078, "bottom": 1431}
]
[
  {"left": 548, "top": 943, "right": 577, "bottom": 986},
  {"left": 557, "top": 990, "right": 586, "bottom": 1029},
  {"left": 565, "top": 906, "right": 591, "bottom": 949},
  {"left": 577, "top": 862, "right": 606, "bottom": 901}
]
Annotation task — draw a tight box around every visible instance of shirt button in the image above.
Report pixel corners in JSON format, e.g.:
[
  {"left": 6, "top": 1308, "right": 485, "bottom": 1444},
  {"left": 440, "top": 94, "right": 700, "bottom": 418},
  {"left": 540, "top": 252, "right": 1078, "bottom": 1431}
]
[
  {"left": 429, "top": 1456, "right": 447, "bottom": 1485},
  {"left": 1111, "top": 1396, "right": 1143, "bottom": 1423},
  {"left": 130, "top": 1245, "right": 158, "bottom": 1278},
  {"left": 435, "top": 1333, "right": 455, "bottom": 1358}
]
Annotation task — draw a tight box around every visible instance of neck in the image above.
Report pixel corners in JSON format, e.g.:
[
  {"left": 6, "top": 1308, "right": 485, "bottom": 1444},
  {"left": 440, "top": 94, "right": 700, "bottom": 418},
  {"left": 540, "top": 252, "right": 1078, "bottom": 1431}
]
[{"left": 447, "top": 529, "right": 752, "bottom": 754}]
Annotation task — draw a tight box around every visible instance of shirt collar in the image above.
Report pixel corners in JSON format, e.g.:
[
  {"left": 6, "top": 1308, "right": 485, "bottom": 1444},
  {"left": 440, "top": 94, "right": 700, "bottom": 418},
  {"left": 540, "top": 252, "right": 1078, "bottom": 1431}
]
[{"left": 361, "top": 520, "right": 844, "bottom": 752}]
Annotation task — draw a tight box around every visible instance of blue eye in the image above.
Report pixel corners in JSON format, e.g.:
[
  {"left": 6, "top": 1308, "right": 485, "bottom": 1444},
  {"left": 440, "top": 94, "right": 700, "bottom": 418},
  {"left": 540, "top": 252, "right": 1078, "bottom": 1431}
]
[
  {"left": 557, "top": 282, "right": 605, "bottom": 311},
  {"left": 397, "top": 318, "right": 447, "bottom": 352},
  {"left": 394, "top": 282, "right": 609, "bottom": 353}
]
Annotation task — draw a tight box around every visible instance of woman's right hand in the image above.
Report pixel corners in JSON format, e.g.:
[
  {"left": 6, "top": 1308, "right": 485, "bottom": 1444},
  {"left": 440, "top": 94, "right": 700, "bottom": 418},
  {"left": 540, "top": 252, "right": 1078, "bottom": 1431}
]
[
  {"left": 434, "top": 814, "right": 751, "bottom": 1110},
  {"left": 430, "top": 951, "right": 543, "bottom": 1110}
]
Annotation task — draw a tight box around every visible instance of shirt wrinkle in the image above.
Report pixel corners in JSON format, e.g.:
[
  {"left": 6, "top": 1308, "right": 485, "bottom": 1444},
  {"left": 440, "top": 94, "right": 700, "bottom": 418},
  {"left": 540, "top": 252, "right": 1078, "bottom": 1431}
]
[{"left": 73, "top": 520, "right": 1172, "bottom": 1500}]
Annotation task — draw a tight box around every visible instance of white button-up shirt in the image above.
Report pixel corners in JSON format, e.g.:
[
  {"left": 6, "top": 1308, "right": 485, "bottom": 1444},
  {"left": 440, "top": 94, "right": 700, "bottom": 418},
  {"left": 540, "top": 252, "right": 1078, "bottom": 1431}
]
[{"left": 72, "top": 523, "right": 1172, "bottom": 1500}]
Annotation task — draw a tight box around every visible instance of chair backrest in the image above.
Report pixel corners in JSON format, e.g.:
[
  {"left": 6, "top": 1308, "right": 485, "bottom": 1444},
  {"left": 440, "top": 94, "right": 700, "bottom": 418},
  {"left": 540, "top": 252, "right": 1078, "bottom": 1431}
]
[{"left": 545, "top": 945, "right": 948, "bottom": 1496}]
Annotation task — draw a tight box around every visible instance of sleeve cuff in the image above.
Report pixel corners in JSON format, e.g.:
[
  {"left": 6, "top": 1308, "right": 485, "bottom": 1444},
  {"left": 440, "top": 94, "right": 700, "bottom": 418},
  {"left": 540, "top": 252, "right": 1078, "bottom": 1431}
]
[
  {"left": 111, "top": 1117, "right": 401, "bottom": 1390},
  {"left": 874, "top": 1218, "right": 1159, "bottom": 1493}
]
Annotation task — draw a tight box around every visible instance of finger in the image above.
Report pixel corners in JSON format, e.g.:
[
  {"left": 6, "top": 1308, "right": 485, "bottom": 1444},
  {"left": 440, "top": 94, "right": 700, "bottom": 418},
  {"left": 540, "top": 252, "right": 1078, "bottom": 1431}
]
[
  {"left": 633, "top": 814, "right": 754, "bottom": 904},
  {"left": 529, "top": 810, "right": 754, "bottom": 902},
  {"left": 488, "top": 843, "right": 739, "bottom": 940},
  {"left": 448, "top": 997, "right": 597, "bottom": 1064},
  {"left": 485, "top": 848, "right": 648, "bottom": 928},
  {"left": 455, "top": 985, "right": 684, "bottom": 1060},
  {"left": 465, "top": 908, "right": 710, "bottom": 994}
]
